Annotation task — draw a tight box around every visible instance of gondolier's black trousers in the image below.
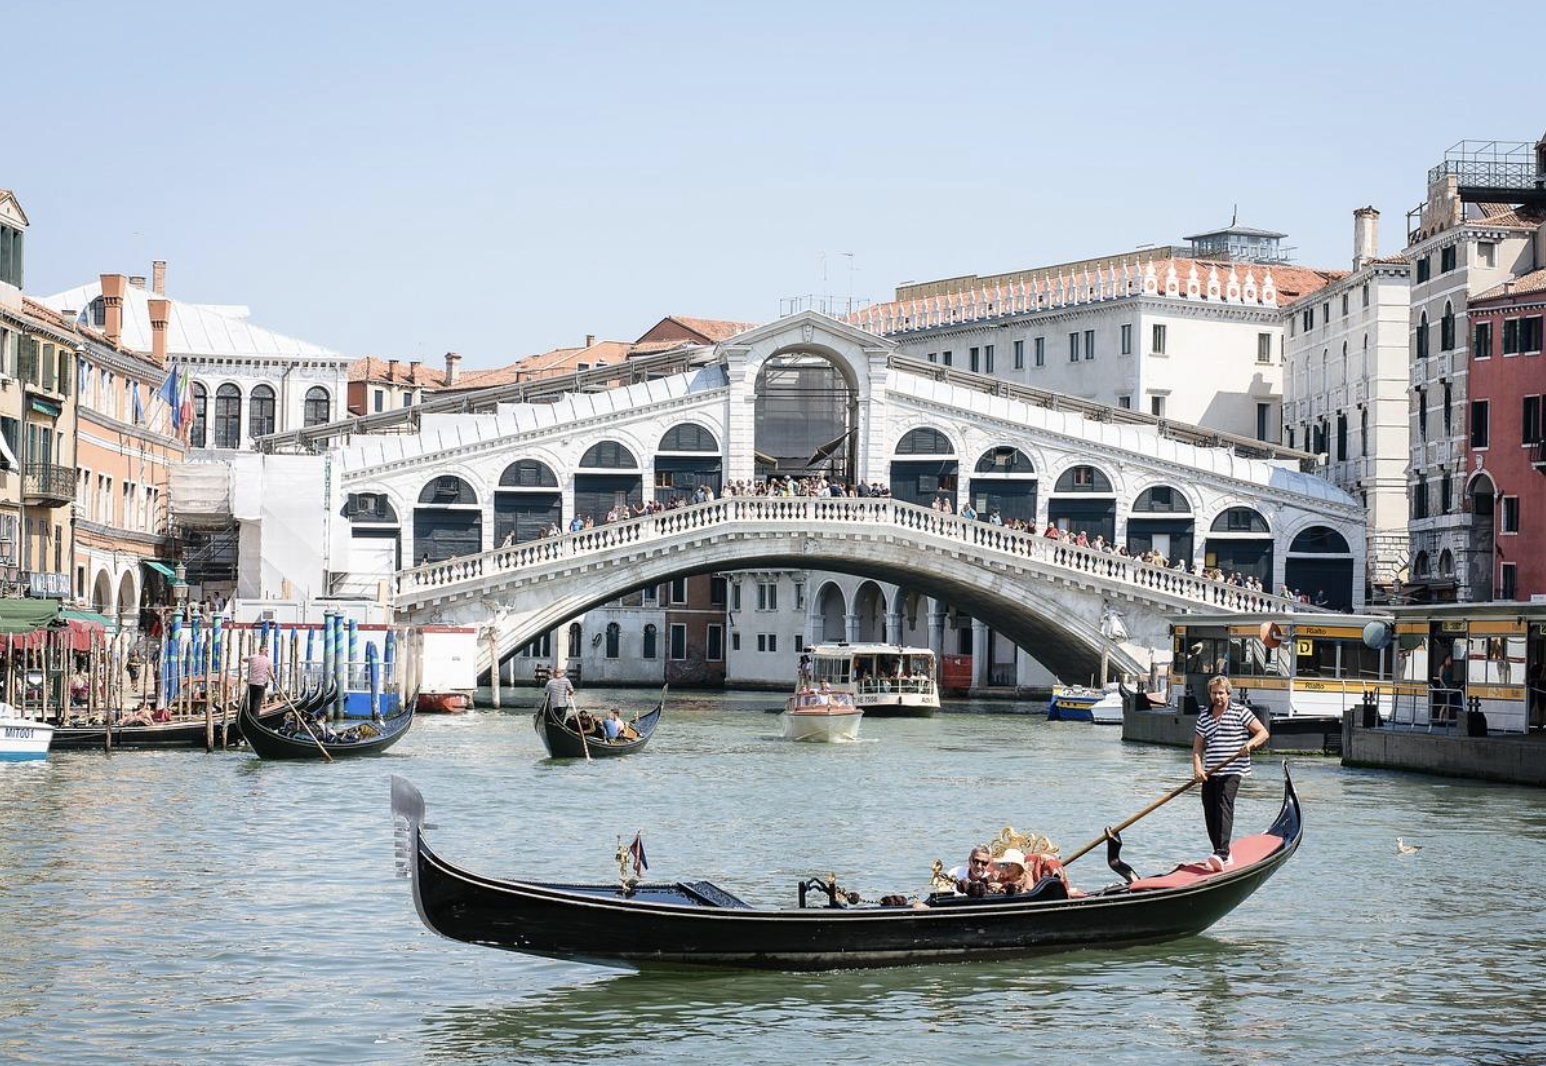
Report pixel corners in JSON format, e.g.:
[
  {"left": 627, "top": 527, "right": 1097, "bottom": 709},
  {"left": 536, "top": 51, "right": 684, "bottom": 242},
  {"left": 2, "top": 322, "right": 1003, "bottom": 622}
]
[
  {"left": 248, "top": 683, "right": 266, "bottom": 716},
  {"left": 1201, "top": 774, "right": 1242, "bottom": 859}
]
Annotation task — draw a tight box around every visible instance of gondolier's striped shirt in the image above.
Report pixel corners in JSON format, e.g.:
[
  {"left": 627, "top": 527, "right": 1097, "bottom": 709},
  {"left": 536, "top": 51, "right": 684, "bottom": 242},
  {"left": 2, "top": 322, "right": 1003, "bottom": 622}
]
[{"left": 1195, "top": 702, "right": 1256, "bottom": 776}]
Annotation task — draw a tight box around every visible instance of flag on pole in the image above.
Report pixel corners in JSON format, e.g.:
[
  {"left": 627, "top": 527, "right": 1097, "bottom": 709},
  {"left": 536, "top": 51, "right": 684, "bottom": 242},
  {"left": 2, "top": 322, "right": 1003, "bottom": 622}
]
[
  {"left": 155, "top": 365, "right": 181, "bottom": 428},
  {"left": 177, "top": 372, "right": 194, "bottom": 434},
  {"left": 628, "top": 832, "right": 648, "bottom": 877}
]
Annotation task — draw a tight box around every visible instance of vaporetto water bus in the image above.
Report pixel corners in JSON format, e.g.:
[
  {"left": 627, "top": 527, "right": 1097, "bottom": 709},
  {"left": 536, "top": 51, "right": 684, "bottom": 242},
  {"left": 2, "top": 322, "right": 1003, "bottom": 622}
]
[
  {"left": 805, "top": 643, "right": 939, "bottom": 717},
  {"left": 1125, "top": 611, "right": 1399, "bottom": 754}
]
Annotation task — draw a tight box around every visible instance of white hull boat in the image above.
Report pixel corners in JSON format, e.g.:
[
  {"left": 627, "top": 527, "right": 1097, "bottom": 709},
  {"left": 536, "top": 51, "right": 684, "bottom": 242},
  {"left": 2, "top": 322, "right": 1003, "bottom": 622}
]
[
  {"left": 1090, "top": 690, "right": 1124, "bottom": 725},
  {"left": 1, "top": 713, "right": 55, "bottom": 761},
  {"left": 780, "top": 691, "right": 863, "bottom": 743}
]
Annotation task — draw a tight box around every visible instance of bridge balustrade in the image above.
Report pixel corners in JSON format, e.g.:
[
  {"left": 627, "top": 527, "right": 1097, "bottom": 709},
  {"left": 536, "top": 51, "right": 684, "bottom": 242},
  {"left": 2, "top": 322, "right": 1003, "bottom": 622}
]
[{"left": 395, "top": 497, "right": 1299, "bottom": 615}]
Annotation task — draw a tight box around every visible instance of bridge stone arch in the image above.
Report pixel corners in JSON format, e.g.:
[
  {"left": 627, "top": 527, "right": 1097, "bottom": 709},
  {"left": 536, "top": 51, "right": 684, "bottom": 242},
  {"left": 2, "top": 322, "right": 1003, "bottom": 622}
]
[
  {"left": 853, "top": 580, "right": 888, "bottom": 642},
  {"left": 812, "top": 580, "right": 847, "bottom": 642},
  {"left": 722, "top": 312, "right": 895, "bottom": 485}
]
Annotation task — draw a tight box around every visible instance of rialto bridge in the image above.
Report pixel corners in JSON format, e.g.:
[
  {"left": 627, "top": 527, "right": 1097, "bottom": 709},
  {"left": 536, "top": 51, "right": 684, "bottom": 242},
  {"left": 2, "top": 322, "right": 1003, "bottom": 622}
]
[{"left": 307, "top": 312, "right": 1364, "bottom": 682}]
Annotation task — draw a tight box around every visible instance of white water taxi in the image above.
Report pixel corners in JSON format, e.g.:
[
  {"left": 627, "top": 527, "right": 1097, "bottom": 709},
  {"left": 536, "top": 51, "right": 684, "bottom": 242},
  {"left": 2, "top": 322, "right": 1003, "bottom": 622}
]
[
  {"left": 1, "top": 706, "right": 54, "bottom": 762},
  {"left": 780, "top": 688, "right": 863, "bottom": 743}
]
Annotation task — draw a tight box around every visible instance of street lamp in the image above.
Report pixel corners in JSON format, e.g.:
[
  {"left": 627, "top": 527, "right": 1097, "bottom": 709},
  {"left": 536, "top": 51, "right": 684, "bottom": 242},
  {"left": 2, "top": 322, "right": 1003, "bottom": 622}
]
[{"left": 172, "top": 561, "right": 188, "bottom": 608}]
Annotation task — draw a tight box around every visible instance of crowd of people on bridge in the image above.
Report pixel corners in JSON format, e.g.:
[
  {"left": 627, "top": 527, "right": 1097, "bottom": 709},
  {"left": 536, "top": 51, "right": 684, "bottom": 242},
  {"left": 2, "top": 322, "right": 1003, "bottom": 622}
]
[{"left": 722, "top": 476, "right": 892, "bottom": 499}]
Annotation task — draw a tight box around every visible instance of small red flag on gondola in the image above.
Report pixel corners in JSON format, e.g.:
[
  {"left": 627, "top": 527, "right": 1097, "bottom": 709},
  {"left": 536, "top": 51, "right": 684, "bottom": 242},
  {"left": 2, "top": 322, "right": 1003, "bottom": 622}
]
[{"left": 629, "top": 832, "right": 648, "bottom": 877}]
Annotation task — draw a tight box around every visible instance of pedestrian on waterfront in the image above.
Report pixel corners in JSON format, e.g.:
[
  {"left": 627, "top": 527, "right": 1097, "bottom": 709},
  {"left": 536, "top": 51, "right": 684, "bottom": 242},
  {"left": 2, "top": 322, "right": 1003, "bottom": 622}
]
[
  {"left": 1192, "top": 675, "right": 1268, "bottom": 870},
  {"left": 246, "top": 644, "right": 274, "bottom": 716}
]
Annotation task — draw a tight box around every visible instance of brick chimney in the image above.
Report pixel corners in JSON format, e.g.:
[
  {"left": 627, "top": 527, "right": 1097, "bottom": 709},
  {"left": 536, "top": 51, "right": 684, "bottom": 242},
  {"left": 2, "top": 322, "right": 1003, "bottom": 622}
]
[
  {"left": 152, "top": 259, "right": 166, "bottom": 295},
  {"left": 1352, "top": 207, "right": 1380, "bottom": 271},
  {"left": 444, "top": 351, "right": 461, "bottom": 386},
  {"left": 408, "top": 359, "right": 421, "bottom": 383},
  {"left": 585, "top": 334, "right": 596, "bottom": 348},
  {"left": 100, "top": 274, "right": 127, "bottom": 346},
  {"left": 387, "top": 357, "right": 400, "bottom": 381},
  {"left": 147, "top": 298, "right": 170, "bottom": 364}
]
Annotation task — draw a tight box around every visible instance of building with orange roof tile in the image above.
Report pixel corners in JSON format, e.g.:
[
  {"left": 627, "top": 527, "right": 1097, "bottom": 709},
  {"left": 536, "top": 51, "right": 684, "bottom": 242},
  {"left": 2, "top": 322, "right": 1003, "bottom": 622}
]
[
  {"left": 348, "top": 355, "right": 447, "bottom": 416},
  {"left": 636, "top": 316, "right": 758, "bottom": 346}
]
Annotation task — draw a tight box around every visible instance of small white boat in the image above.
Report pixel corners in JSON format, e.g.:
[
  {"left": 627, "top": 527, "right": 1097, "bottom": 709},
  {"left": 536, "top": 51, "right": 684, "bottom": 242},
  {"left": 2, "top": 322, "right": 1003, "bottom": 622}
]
[
  {"left": 1090, "top": 689, "right": 1124, "bottom": 725},
  {"left": 780, "top": 690, "right": 863, "bottom": 743},
  {"left": 1, "top": 707, "right": 55, "bottom": 762}
]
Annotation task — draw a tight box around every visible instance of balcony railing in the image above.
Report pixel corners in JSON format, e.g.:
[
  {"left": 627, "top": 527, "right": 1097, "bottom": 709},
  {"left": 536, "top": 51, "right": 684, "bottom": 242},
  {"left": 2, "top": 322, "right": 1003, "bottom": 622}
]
[
  {"left": 23, "top": 463, "right": 76, "bottom": 505},
  {"left": 1438, "top": 352, "right": 1454, "bottom": 380}
]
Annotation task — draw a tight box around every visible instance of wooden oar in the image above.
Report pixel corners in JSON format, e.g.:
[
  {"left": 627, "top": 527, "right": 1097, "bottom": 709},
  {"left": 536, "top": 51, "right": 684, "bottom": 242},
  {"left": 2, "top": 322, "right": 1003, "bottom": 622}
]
[
  {"left": 574, "top": 701, "right": 592, "bottom": 762},
  {"left": 1061, "top": 741, "right": 1254, "bottom": 866},
  {"left": 272, "top": 685, "right": 333, "bottom": 763}
]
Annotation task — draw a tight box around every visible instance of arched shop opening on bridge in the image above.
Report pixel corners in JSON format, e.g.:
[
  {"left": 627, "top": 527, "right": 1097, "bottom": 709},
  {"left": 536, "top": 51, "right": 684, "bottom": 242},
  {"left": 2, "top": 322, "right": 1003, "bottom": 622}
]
[
  {"left": 754, "top": 351, "right": 856, "bottom": 481},
  {"left": 654, "top": 424, "right": 721, "bottom": 505},
  {"left": 1048, "top": 464, "right": 1115, "bottom": 541},
  {"left": 414, "top": 476, "right": 480, "bottom": 563},
  {"left": 968, "top": 446, "right": 1037, "bottom": 523},
  {"left": 1126, "top": 485, "right": 1193, "bottom": 562},
  {"left": 1284, "top": 526, "right": 1354, "bottom": 610},
  {"left": 344, "top": 491, "right": 402, "bottom": 572},
  {"left": 890, "top": 427, "right": 957, "bottom": 509},
  {"left": 1205, "top": 506, "right": 1273, "bottom": 585},
  {"left": 494, "top": 460, "right": 560, "bottom": 544},
  {"left": 574, "top": 440, "right": 642, "bottom": 521},
  {"left": 814, "top": 581, "right": 847, "bottom": 642}
]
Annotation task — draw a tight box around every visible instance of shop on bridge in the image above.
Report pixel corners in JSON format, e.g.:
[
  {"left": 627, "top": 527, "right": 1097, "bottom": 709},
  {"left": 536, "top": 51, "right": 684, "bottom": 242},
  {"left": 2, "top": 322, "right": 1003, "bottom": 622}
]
[
  {"left": 494, "top": 459, "right": 561, "bottom": 544},
  {"left": 574, "top": 440, "right": 642, "bottom": 521},
  {"left": 1284, "top": 525, "right": 1355, "bottom": 610},
  {"left": 1125, "top": 485, "right": 1193, "bottom": 563},
  {"left": 1047, "top": 464, "right": 1116, "bottom": 542},
  {"left": 344, "top": 491, "right": 401, "bottom": 572},
  {"left": 653, "top": 423, "right": 721, "bottom": 506},
  {"left": 967, "top": 447, "right": 1037, "bottom": 523},
  {"left": 889, "top": 427, "right": 957, "bottom": 509},
  {"left": 414, "top": 475, "right": 481, "bottom": 563},
  {"left": 1204, "top": 506, "right": 1273, "bottom": 586}
]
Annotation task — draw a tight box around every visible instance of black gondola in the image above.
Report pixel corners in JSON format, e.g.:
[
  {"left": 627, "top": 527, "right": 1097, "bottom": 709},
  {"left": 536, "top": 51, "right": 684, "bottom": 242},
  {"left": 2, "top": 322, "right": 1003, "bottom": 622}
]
[
  {"left": 241, "top": 687, "right": 414, "bottom": 760},
  {"left": 390, "top": 764, "right": 1302, "bottom": 971},
  {"left": 49, "top": 695, "right": 293, "bottom": 750},
  {"left": 533, "top": 687, "right": 664, "bottom": 759}
]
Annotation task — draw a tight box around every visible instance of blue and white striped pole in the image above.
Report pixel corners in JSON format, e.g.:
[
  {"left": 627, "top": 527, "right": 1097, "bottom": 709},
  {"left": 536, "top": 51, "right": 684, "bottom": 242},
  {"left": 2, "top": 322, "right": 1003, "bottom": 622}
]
[{"left": 367, "top": 642, "right": 381, "bottom": 721}]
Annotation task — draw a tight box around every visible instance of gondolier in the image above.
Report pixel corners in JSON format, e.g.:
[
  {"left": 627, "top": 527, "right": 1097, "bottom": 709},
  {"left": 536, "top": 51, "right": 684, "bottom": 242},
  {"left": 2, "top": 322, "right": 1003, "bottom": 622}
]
[
  {"left": 544, "top": 667, "right": 576, "bottom": 719},
  {"left": 246, "top": 644, "right": 273, "bottom": 716},
  {"left": 1192, "top": 675, "right": 1269, "bottom": 871}
]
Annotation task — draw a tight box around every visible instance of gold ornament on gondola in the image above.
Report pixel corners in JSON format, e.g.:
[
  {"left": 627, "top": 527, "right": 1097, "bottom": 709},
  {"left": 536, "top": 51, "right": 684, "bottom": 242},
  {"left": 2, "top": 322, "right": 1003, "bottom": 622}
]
[{"left": 989, "top": 825, "right": 1060, "bottom": 858}]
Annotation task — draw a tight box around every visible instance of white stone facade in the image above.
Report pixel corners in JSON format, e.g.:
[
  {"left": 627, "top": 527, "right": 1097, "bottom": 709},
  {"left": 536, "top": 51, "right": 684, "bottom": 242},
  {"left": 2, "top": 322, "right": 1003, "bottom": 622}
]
[{"left": 1280, "top": 250, "right": 1412, "bottom": 595}]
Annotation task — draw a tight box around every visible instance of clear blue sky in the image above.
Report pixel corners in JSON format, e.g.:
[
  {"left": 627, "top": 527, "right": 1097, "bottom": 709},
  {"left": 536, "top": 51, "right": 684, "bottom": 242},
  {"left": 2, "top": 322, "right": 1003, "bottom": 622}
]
[{"left": 8, "top": 0, "right": 1543, "bottom": 369}]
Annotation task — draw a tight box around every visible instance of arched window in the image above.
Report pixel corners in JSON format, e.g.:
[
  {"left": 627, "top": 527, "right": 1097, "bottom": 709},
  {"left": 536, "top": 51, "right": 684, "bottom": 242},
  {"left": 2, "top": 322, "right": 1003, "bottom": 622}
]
[
  {"left": 1440, "top": 301, "right": 1455, "bottom": 352},
  {"left": 342, "top": 492, "right": 398, "bottom": 523},
  {"left": 498, "top": 460, "right": 558, "bottom": 488},
  {"left": 895, "top": 427, "right": 953, "bottom": 455},
  {"left": 417, "top": 476, "right": 477, "bottom": 506},
  {"left": 642, "top": 624, "right": 657, "bottom": 660},
  {"left": 659, "top": 424, "right": 718, "bottom": 452},
  {"left": 1288, "top": 526, "right": 1350, "bottom": 553},
  {"left": 579, "top": 440, "right": 638, "bottom": 468},
  {"left": 1132, "top": 486, "right": 1191, "bottom": 513},
  {"left": 1340, "top": 341, "right": 1348, "bottom": 385},
  {"left": 303, "top": 386, "right": 330, "bottom": 427},
  {"left": 213, "top": 384, "right": 241, "bottom": 448},
  {"left": 1053, "top": 465, "right": 1113, "bottom": 493},
  {"left": 1414, "top": 551, "right": 1431, "bottom": 579},
  {"left": 1210, "top": 507, "right": 1269, "bottom": 534},
  {"left": 1361, "top": 334, "right": 1369, "bottom": 376},
  {"left": 567, "top": 623, "right": 582, "bottom": 659},
  {"left": 1438, "top": 549, "right": 1454, "bottom": 577},
  {"left": 190, "top": 382, "right": 208, "bottom": 448},
  {"left": 974, "top": 447, "right": 1035, "bottom": 474},
  {"left": 1417, "top": 311, "right": 1430, "bottom": 359},
  {"left": 249, "top": 384, "right": 276, "bottom": 438},
  {"left": 605, "top": 622, "right": 621, "bottom": 659}
]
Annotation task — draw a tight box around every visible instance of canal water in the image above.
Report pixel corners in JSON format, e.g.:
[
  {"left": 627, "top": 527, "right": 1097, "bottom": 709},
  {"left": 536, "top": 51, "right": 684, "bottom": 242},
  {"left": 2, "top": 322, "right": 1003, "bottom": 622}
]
[{"left": 2, "top": 689, "right": 1543, "bottom": 1065}]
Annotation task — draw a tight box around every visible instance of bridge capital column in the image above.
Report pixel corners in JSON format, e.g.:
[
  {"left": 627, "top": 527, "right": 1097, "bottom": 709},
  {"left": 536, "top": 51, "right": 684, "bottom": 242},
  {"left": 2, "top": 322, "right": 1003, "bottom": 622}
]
[
  {"left": 886, "top": 606, "right": 904, "bottom": 645},
  {"left": 928, "top": 610, "right": 947, "bottom": 658},
  {"left": 845, "top": 612, "right": 861, "bottom": 644},
  {"left": 970, "top": 618, "right": 990, "bottom": 691}
]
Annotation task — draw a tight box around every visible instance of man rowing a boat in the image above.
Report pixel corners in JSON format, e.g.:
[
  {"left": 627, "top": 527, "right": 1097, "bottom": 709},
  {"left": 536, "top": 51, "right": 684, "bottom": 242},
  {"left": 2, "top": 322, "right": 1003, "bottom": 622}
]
[
  {"left": 1192, "top": 675, "right": 1269, "bottom": 871},
  {"left": 545, "top": 667, "right": 576, "bottom": 720}
]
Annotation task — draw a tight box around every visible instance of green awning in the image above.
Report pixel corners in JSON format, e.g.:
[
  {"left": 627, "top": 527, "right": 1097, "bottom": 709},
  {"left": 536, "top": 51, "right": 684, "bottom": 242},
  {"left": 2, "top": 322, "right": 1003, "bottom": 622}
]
[
  {"left": 142, "top": 560, "right": 177, "bottom": 580},
  {"left": 0, "top": 598, "right": 62, "bottom": 635},
  {"left": 62, "top": 608, "right": 116, "bottom": 629},
  {"left": 29, "top": 398, "right": 62, "bottom": 417}
]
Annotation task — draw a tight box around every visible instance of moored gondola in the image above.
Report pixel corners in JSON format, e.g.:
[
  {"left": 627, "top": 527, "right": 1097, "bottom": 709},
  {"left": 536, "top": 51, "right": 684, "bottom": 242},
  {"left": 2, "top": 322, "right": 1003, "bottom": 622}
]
[
  {"left": 49, "top": 694, "right": 295, "bottom": 750},
  {"left": 533, "top": 687, "right": 664, "bottom": 759},
  {"left": 241, "top": 686, "right": 414, "bottom": 760},
  {"left": 390, "top": 764, "right": 1302, "bottom": 971}
]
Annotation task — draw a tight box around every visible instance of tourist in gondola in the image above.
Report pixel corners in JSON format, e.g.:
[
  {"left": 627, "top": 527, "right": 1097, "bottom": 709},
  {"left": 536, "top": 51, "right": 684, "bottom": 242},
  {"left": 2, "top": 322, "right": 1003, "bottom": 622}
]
[
  {"left": 1192, "top": 675, "right": 1269, "bottom": 871},
  {"left": 949, "top": 845, "right": 994, "bottom": 895},
  {"left": 603, "top": 709, "right": 624, "bottom": 741}
]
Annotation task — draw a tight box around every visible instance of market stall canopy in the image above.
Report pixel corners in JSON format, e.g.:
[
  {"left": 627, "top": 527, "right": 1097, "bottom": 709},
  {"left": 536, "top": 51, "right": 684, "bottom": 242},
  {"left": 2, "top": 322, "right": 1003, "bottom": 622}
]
[
  {"left": 0, "top": 599, "right": 61, "bottom": 635},
  {"left": 142, "top": 560, "right": 178, "bottom": 581}
]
